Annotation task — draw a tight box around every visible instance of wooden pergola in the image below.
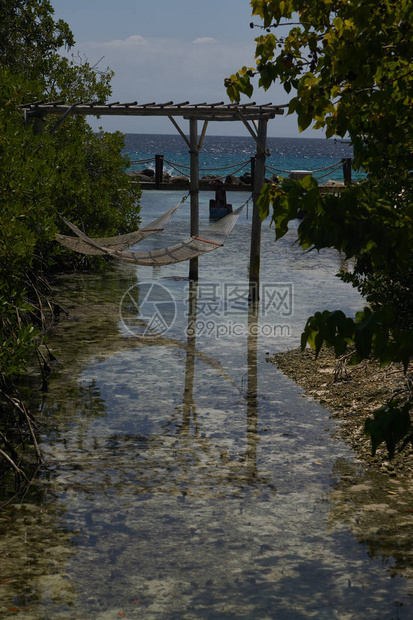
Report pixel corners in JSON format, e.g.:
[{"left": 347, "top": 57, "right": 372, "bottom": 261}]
[{"left": 21, "top": 100, "right": 285, "bottom": 298}]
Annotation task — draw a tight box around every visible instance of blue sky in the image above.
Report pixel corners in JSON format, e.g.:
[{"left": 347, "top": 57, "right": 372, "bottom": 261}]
[{"left": 50, "top": 0, "right": 323, "bottom": 138}]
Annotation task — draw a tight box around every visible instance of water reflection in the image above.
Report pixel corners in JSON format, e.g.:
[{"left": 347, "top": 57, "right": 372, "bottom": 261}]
[
  {"left": 246, "top": 302, "right": 259, "bottom": 483},
  {"left": 329, "top": 459, "right": 413, "bottom": 583},
  {"left": 2, "top": 230, "right": 413, "bottom": 617},
  {"left": 179, "top": 280, "right": 198, "bottom": 436}
]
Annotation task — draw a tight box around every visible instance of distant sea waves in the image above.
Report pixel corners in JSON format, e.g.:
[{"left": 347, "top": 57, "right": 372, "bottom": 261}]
[{"left": 123, "top": 134, "right": 359, "bottom": 182}]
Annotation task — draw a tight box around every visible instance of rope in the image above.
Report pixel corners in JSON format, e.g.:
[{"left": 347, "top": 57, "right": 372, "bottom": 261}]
[
  {"left": 205, "top": 161, "right": 252, "bottom": 184},
  {"left": 265, "top": 163, "right": 292, "bottom": 175},
  {"left": 265, "top": 159, "right": 345, "bottom": 177},
  {"left": 129, "top": 157, "right": 155, "bottom": 165},
  {"left": 164, "top": 158, "right": 190, "bottom": 171},
  {"left": 163, "top": 159, "right": 191, "bottom": 178},
  {"left": 198, "top": 159, "right": 251, "bottom": 172},
  {"left": 311, "top": 160, "right": 344, "bottom": 174},
  {"left": 75, "top": 200, "right": 248, "bottom": 266},
  {"left": 129, "top": 156, "right": 347, "bottom": 181},
  {"left": 58, "top": 194, "right": 250, "bottom": 266},
  {"left": 163, "top": 157, "right": 253, "bottom": 178},
  {"left": 314, "top": 161, "right": 344, "bottom": 181},
  {"left": 207, "top": 195, "right": 252, "bottom": 234},
  {"left": 215, "top": 161, "right": 250, "bottom": 179},
  {"left": 162, "top": 158, "right": 252, "bottom": 184},
  {"left": 57, "top": 194, "right": 188, "bottom": 256}
]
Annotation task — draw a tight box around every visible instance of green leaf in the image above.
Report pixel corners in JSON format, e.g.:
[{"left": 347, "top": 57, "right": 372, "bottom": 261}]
[{"left": 365, "top": 402, "right": 411, "bottom": 458}]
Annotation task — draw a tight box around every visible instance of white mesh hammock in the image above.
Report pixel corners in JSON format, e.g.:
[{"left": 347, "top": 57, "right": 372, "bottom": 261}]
[
  {"left": 57, "top": 198, "right": 248, "bottom": 266},
  {"left": 56, "top": 195, "right": 187, "bottom": 256}
]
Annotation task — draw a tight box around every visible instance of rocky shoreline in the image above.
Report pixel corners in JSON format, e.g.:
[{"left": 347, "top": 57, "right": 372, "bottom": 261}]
[
  {"left": 126, "top": 167, "right": 346, "bottom": 194},
  {"left": 127, "top": 167, "right": 256, "bottom": 188},
  {"left": 270, "top": 347, "right": 413, "bottom": 478}
]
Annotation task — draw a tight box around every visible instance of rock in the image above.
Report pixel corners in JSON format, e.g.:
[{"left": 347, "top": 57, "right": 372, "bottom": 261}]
[
  {"left": 202, "top": 174, "right": 221, "bottom": 181},
  {"left": 170, "top": 175, "right": 189, "bottom": 184},
  {"left": 225, "top": 175, "right": 241, "bottom": 186},
  {"left": 134, "top": 172, "right": 154, "bottom": 182},
  {"left": 141, "top": 168, "right": 155, "bottom": 177},
  {"left": 202, "top": 175, "right": 223, "bottom": 185},
  {"left": 239, "top": 173, "right": 252, "bottom": 185}
]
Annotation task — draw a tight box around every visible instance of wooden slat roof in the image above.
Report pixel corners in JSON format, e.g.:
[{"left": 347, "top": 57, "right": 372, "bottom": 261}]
[{"left": 20, "top": 100, "right": 286, "bottom": 121}]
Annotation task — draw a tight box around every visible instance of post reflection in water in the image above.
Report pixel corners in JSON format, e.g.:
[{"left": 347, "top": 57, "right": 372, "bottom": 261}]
[
  {"left": 246, "top": 301, "right": 259, "bottom": 483},
  {"left": 2, "top": 263, "right": 412, "bottom": 619},
  {"left": 180, "top": 280, "right": 198, "bottom": 436},
  {"left": 176, "top": 280, "right": 267, "bottom": 488}
]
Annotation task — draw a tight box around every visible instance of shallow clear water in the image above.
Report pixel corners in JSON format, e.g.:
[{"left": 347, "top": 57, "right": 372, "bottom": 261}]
[{"left": 1, "top": 193, "right": 413, "bottom": 619}]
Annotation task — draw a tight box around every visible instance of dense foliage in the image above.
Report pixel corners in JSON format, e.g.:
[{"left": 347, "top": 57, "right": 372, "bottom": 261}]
[
  {"left": 226, "top": 0, "right": 413, "bottom": 457},
  {"left": 0, "top": 0, "right": 141, "bottom": 482}
]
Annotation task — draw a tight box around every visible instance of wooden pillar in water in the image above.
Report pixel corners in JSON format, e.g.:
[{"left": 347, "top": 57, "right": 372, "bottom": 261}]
[
  {"left": 249, "top": 119, "right": 268, "bottom": 302},
  {"left": 189, "top": 118, "right": 199, "bottom": 281},
  {"left": 155, "top": 154, "right": 164, "bottom": 188},
  {"left": 250, "top": 156, "right": 255, "bottom": 188},
  {"left": 342, "top": 157, "right": 352, "bottom": 185}
]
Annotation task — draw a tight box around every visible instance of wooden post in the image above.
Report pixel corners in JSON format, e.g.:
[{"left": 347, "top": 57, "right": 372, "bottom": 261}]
[
  {"left": 250, "top": 156, "right": 255, "bottom": 189},
  {"left": 33, "top": 114, "right": 45, "bottom": 135},
  {"left": 155, "top": 154, "right": 164, "bottom": 188},
  {"left": 342, "top": 157, "right": 352, "bottom": 185},
  {"left": 189, "top": 118, "right": 199, "bottom": 281},
  {"left": 249, "top": 119, "right": 268, "bottom": 302}
]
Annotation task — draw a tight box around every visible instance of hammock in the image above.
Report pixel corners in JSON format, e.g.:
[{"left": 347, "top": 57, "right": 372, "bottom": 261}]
[
  {"left": 58, "top": 200, "right": 248, "bottom": 266},
  {"left": 56, "top": 196, "right": 187, "bottom": 256}
]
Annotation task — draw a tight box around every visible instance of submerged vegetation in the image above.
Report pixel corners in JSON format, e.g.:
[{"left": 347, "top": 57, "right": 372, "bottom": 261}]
[
  {"left": 0, "top": 0, "right": 141, "bottom": 493},
  {"left": 227, "top": 0, "right": 413, "bottom": 457}
]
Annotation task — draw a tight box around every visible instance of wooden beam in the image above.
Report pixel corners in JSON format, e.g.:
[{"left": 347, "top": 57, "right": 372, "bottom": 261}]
[
  {"left": 168, "top": 115, "right": 190, "bottom": 148},
  {"left": 237, "top": 108, "right": 270, "bottom": 156},
  {"left": 49, "top": 103, "right": 78, "bottom": 134},
  {"left": 21, "top": 102, "right": 284, "bottom": 121},
  {"left": 198, "top": 120, "right": 209, "bottom": 149}
]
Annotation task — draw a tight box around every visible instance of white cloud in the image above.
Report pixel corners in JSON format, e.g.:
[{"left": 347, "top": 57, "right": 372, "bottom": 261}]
[
  {"left": 81, "top": 35, "right": 255, "bottom": 100},
  {"left": 92, "top": 34, "right": 146, "bottom": 49},
  {"left": 192, "top": 37, "right": 217, "bottom": 44},
  {"left": 73, "top": 34, "right": 308, "bottom": 136}
]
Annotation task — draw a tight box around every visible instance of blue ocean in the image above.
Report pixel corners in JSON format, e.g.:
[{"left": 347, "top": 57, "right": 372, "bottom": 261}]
[{"left": 123, "top": 133, "right": 359, "bottom": 182}]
